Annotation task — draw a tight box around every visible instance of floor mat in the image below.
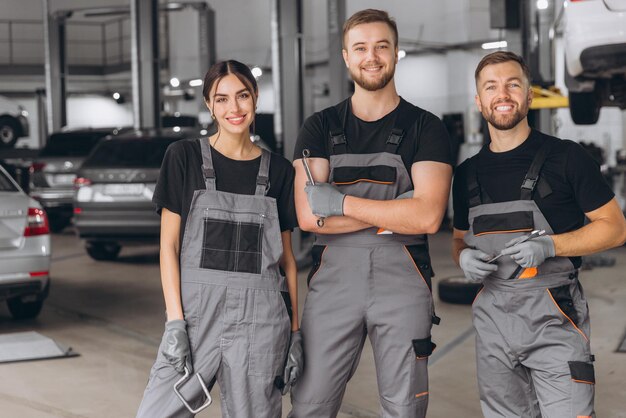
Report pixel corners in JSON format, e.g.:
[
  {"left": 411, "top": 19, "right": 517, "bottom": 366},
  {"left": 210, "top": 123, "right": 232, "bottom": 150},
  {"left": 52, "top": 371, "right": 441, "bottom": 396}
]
[{"left": 0, "top": 331, "right": 79, "bottom": 363}]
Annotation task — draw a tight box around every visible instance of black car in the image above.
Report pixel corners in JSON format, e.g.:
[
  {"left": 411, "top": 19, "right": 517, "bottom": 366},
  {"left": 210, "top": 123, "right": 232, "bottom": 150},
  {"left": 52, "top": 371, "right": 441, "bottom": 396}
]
[
  {"left": 73, "top": 128, "right": 195, "bottom": 260},
  {"left": 29, "top": 127, "right": 127, "bottom": 232}
]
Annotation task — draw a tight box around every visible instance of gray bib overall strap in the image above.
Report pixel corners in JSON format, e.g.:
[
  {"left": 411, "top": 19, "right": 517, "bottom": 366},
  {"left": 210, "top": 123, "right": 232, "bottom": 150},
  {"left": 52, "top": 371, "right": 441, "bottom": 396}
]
[
  {"left": 291, "top": 102, "right": 437, "bottom": 418},
  {"left": 464, "top": 138, "right": 595, "bottom": 418},
  {"left": 137, "top": 139, "right": 290, "bottom": 418}
]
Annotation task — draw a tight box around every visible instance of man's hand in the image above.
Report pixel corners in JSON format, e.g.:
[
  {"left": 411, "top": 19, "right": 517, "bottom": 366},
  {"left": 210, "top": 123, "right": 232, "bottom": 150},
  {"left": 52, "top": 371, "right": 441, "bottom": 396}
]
[
  {"left": 160, "top": 319, "right": 193, "bottom": 373},
  {"left": 501, "top": 235, "right": 555, "bottom": 268},
  {"left": 459, "top": 248, "right": 498, "bottom": 282},
  {"left": 281, "top": 330, "right": 304, "bottom": 395},
  {"left": 304, "top": 183, "right": 345, "bottom": 217}
]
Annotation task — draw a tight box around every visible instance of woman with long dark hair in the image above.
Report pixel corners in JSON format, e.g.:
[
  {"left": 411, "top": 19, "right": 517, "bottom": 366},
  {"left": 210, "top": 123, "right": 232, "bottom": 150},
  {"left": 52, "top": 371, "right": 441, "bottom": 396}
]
[{"left": 136, "top": 60, "right": 302, "bottom": 417}]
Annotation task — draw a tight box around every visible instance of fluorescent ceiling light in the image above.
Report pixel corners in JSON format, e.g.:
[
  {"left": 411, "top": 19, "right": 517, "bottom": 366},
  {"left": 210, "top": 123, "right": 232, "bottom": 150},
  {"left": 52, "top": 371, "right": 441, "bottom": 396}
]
[
  {"left": 398, "top": 50, "right": 407, "bottom": 60},
  {"left": 170, "top": 77, "right": 180, "bottom": 87},
  {"left": 536, "top": 0, "right": 549, "bottom": 10},
  {"left": 189, "top": 79, "right": 203, "bottom": 87},
  {"left": 482, "top": 41, "right": 508, "bottom": 50},
  {"left": 251, "top": 66, "right": 263, "bottom": 78}
]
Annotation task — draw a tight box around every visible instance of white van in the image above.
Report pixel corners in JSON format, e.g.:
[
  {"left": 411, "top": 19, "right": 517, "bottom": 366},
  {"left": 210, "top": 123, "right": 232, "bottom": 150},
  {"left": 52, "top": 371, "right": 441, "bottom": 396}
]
[{"left": 0, "top": 95, "right": 30, "bottom": 148}]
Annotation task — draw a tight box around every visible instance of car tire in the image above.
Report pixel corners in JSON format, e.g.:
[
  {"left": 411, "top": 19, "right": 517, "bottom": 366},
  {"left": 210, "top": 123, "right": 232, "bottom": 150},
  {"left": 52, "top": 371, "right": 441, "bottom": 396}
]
[
  {"left": 7, "top": 297, "right": 44, "bottom": 320},
  {"left": 0, "top": 117, "right": 20, "bottom": 148},
  {"left": 48, "top": 215, "right": 71, "bottom": 233},
  {"left": 569, "top": 91, "right": 600, "bottom": 125},
  {"left": 86, "top": 241, "right": 121, "bottom": 261},
  {"left": 438, "top": 276, "right": 482, "bottom": 305}
]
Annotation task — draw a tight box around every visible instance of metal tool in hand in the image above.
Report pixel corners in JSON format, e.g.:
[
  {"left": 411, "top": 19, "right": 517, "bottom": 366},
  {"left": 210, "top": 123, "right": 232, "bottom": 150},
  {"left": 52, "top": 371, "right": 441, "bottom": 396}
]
[
  {"left": 487, "top": 229, "right": 546, "bottom": 264},
  {"left": 302, "top": 149, "right": 325, "bottom": 227},
  {"left": 173, "top": 366, "right": 212, "bottom": 414}
]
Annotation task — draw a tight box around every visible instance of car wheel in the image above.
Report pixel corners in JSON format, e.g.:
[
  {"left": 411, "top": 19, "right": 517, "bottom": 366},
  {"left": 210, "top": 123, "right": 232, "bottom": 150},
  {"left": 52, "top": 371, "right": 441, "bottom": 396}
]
[
  {"left": 7, "top": 297, "right": 44, "bottom": 320},
  {"left": 0, "top": 117, "right": 20, "bottom": 148},
  {"left": 438, "top": 276, "right": 482, "bottom": 305},
  {"left": 569, "top": 91, "right": 600, "bottom": 125},
  {"left": 86, "top": 241, "right": 121, "bottom": 261},
  {"left": 48, "top": 215, "right": 71, "bottom": 233}
]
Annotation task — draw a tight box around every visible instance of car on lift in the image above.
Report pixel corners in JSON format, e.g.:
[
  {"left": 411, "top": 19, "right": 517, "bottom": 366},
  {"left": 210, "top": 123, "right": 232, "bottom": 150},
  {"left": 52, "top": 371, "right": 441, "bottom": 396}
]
[
  {"left": 0, "top": 95, "right": 30, "bottom": 149},
  {"left": 563, "top": 0, "right": 626, "bottom": 124},
  {"left": 72, "top": 128, "right": 194, "bottom": 261},
  {"left": 0, "top": 164, "right": 51, "bottom": 320},
  {"left": 29, "top": 127, "right": 127, "bottom": 232}
]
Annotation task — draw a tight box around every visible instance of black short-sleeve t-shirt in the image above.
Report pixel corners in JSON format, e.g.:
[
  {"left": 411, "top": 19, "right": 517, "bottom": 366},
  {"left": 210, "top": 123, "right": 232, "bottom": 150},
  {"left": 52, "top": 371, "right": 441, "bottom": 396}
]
[
  {"left": 294, "top": 97, "right": 453, "bottom": 174},
  {"left": 452, "top": 129, "right": 614, "bottom": 268},
  {"left": 153, "top": 138, "right": 297, "bottom": 245}
]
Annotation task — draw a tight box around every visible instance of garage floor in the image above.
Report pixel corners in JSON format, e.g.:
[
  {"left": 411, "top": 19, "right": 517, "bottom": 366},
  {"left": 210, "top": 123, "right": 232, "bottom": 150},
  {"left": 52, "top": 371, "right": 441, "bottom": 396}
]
[{"left": 0, "top": 230, "right": 625, "bottom": 418}]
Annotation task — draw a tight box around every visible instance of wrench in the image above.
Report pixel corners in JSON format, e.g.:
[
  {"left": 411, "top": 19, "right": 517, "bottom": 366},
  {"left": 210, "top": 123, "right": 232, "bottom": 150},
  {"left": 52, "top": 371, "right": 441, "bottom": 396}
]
[{"left": 302, "top": 149, "right": 325, "bottom": 227}]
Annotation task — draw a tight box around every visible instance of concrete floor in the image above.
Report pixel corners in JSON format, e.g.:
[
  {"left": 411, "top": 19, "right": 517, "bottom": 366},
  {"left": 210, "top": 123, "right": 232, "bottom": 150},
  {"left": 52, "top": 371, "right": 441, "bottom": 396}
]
[{"left": 1, "top": 229, "right": 625, "bottom": 418}]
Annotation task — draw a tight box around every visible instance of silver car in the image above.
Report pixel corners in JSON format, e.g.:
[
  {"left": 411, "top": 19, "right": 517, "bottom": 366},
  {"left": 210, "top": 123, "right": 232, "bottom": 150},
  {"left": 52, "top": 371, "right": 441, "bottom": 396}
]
[
  {"left": 29, "top": 128, "right": 126, "bottom": 232},
  {"left": 0, "top": 164, "right": 51, "bottom": 319}
]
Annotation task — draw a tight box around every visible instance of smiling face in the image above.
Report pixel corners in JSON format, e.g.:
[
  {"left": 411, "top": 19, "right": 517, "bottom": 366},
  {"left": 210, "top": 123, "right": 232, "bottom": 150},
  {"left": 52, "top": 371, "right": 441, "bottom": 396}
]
[
  {"left": 207, "top": 73, "right": 256, "bottom": 136},
  {"left": 475, "top": 60, "right": 533, "bottom": 131},
  {"left": 342, "top": 22, "right": 398, "bottom": 92}
]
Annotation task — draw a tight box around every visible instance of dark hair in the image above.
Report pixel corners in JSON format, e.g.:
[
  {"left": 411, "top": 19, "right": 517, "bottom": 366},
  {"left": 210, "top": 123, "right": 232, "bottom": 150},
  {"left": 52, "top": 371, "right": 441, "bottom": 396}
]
[
  {"left": 202, "top": 60, "right": 258, "bottom": 110},
  {"left": 343, "top": 9, "right": 398, "bottom": 48},
  {"left": 474, "top": 51, "right": 532, "bottom": 86}
]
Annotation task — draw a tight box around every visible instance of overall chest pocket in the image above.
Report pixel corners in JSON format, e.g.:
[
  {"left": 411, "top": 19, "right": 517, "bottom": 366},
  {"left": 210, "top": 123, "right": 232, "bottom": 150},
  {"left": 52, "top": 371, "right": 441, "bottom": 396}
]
[
  {"left": 472, "top": 211, "right": 534, "bottom": 236},
  {"left": 200, "top": 217, "right": 263, "bottom": 274}
]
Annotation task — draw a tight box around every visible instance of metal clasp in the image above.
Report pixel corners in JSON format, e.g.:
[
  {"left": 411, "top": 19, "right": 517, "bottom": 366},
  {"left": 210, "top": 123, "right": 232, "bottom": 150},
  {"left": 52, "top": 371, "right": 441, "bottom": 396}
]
[{"left": 173, "top": 366, "right": 212, "bottom": 414}]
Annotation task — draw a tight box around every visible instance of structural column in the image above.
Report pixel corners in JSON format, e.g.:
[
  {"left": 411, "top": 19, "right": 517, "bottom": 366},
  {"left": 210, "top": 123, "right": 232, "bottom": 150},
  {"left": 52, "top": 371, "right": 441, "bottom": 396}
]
[
  {"left": 43, "top": 0, "right": 69, "bottom": 133},
  {"left": 131, "top": 0, "right": 161, "bottom": 129},
  {"left": 327, "top": 0, "right": 350, "bottom": 105}
]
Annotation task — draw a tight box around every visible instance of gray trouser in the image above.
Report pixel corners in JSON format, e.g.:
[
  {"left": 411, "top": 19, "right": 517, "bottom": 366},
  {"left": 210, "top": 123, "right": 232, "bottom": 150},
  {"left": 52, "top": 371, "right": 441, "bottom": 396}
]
[
  {"left": 473, "top": 280, "right": 595, "bottom": 418},
  {"left": 290, "top": 245, "right": 434, "bottom": 418},
  {"left": 137, "top": 282, "right": 291, "bottom": 418}
]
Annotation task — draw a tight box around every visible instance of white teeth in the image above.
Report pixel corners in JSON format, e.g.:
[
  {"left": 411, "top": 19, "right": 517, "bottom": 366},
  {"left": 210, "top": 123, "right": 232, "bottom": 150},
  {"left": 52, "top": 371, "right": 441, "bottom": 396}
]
[{"left": 496, "top": 106, "right": 512, "bottom": 111}]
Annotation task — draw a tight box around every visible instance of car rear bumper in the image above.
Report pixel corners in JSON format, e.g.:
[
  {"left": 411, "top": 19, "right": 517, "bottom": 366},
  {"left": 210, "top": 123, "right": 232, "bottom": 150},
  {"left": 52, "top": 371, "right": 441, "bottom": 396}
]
[
  {"left": 0, "top": 252, "right": 50, "bottom": 301},
  {"left": 31, "top": 189, "right": 74, "bottom": 209},
  {"left": 74, "top": 206, "right": 160, "bottom": 241}
]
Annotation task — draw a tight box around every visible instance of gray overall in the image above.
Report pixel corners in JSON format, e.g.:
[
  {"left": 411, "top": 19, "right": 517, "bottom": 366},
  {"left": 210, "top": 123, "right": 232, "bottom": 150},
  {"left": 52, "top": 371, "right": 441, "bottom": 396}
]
[
  {"left": 137, "top": 139, "right": 291, "bottom": 418},
  {"left": 290, "top": 103, "right": 438, "bottom": 418},
  {"left": 464, "top": 140, "right": 595, "bottom": 418}
]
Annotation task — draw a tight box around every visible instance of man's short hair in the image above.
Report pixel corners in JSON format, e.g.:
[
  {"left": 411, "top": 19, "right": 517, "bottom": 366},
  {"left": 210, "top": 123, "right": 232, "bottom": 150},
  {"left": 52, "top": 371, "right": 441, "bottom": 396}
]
[
  {"left": 343, "top": 9, "right": 398, "bottom": 49},
  {"left": 474, "top": 51, "right": 532, "bottom": 86}
]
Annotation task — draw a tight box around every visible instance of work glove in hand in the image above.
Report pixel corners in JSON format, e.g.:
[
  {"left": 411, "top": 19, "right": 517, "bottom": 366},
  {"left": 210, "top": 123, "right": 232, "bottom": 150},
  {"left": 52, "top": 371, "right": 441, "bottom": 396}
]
[
  {"left": 304, "top": 183, "right": 345, "bottom": 217},
  {"left": 459, "top": 248, "right": 498, "bottom": 283},
  {"left": 281, "top": 330, "right": 304, "bottom": 395},
  {"left": 500, "top": 235, "right": 555, "bottom": 268},
  {"left": 160, "top": 319, "right": 193, "bottom": 373}
]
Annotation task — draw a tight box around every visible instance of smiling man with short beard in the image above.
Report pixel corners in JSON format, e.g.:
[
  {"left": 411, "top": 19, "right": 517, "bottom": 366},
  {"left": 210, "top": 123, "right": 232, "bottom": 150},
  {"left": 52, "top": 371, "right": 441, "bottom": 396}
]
[
  {"left": 452, "top": 51, "right": 626, "bottom": 418},
  {"left": 289, "top": 8, "right": 453, "bottom": 418}
]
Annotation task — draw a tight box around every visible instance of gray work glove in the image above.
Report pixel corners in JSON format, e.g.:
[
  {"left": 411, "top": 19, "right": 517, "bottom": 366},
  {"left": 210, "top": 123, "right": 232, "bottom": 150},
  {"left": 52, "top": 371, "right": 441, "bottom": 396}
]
[
  {"left": 395, "top": 190, "right": 414, "bottom": 199},
  {"left": 281, "top": 330, "right": 304, "bottom": 395},
  {"left": 459, "top": 248, "right": 498, "bottom": 283},
  {"left": 304, "top": 182, "right": 345, "bottom": 217},
  {"left": 500, "top": 235, "right": 555, "bottom": 268},
  {"left": 160, "top": 319, "right": 192, "bottom": 373}
]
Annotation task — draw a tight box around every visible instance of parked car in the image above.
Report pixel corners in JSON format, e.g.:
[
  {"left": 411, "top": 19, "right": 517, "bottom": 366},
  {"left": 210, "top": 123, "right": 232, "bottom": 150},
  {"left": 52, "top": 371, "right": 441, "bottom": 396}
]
[
  {"left": 563, "top": 0, "right": 626, "bottom": 124},
  {"left": 73, "top": 128, "right": 193, "bottom": 260},
  {"left": 0, "top": 164, "right": 51, "bottom": 319},
  {"left": 0, "top": 95, "right": 30, "bottom": 148},
  {"left": 29, "top": 127, "right": 127, "bottom": 232}
]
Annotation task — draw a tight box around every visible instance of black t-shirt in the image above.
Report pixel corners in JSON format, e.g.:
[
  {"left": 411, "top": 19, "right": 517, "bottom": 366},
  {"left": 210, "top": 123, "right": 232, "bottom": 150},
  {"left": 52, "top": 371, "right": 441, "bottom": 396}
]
[
  {"left": 452, "top": 130, "right": 614, "bottom": 268},
  {"left": 153, "top": 139, "right": 297, "bottom": 245},
  {"left": 294, "top": 97, "right": 453, "bottom": 174}
]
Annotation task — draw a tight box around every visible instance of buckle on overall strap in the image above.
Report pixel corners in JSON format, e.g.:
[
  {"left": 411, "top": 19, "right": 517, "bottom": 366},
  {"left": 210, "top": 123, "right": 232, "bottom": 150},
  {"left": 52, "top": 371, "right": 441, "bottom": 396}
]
[
  {"left": 387, "top": 128, "right": 404, "bottom": 146},
  {"left": 330, "top": 130, "right": 346, "bottom": 147},
  {"left": 521, "top": 176, "right": 538, "bottom": 191},
  {"left": 256, "top": 175, "right": 269, "bottom": 187},
  {"left": 202, "top": 166, "right": 215, "bottom": 179}
]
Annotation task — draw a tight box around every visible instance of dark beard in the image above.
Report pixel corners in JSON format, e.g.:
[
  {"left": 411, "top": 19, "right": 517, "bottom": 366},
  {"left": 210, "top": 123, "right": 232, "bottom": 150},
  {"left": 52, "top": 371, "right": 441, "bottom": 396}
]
[
  {"left": 484, "top": 109, "right": 527, "bottom": 130},
  {"left": 349, "top": 66, "right": 394, "bottom": 92}
]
